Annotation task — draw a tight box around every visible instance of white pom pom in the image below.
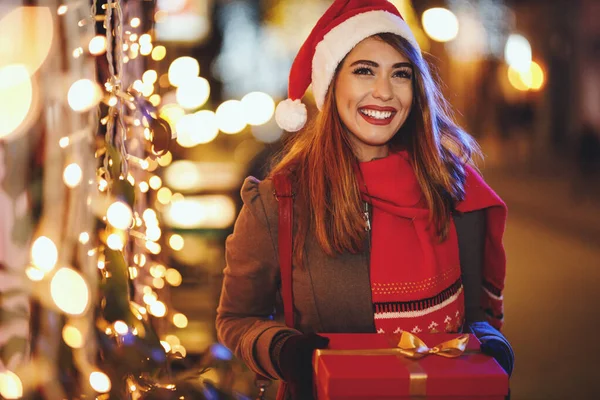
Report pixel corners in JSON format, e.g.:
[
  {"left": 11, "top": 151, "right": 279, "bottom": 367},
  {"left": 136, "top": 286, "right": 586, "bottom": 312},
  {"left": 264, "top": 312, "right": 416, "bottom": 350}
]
[{"left": 275, "top": 99, "right": 307, "bottom": 132}]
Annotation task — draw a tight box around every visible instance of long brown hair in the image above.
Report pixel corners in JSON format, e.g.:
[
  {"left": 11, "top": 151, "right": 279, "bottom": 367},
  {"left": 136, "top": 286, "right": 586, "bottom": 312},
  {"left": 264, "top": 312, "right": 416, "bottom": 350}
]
[{"left": 270, "top": 33, "right": 480, "bottom": 266}]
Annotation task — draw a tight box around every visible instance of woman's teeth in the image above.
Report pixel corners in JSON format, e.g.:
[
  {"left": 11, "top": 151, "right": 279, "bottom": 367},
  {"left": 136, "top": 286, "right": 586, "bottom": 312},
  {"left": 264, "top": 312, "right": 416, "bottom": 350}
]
[{"left": 359, "top": 109, "right": 393, "bottom": 119}]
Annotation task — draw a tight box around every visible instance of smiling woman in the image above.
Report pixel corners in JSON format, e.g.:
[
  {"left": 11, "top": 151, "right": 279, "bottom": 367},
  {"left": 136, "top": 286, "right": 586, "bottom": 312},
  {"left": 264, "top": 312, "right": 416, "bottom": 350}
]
[{"left": 216, "top": 1, "right": 514, "bottom": 399}]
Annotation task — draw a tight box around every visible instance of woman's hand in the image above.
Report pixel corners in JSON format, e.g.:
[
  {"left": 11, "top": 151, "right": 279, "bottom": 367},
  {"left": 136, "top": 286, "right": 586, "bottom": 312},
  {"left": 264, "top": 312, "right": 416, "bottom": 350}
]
[{"left": 277, "top": 333, "right": 330, "bottom": 399}]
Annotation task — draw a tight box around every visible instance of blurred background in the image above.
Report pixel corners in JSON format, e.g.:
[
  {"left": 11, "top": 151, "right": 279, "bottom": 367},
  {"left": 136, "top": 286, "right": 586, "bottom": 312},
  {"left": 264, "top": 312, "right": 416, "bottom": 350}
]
[{"left": 0, "top": 0, "right": 599, "bottom": 399}]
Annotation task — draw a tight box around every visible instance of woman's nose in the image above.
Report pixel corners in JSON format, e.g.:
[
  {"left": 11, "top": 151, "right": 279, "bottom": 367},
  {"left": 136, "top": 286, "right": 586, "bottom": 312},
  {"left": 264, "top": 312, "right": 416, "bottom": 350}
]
[{"left": 372, "top": 76, "right": 393, "bottom": 101}]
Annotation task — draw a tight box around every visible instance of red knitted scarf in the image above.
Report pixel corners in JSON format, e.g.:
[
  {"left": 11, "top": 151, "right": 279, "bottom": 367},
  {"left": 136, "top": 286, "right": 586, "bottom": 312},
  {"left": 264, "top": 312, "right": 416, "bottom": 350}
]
[{"left": 358, "top": 152, "right": 507, "bottom": 335}]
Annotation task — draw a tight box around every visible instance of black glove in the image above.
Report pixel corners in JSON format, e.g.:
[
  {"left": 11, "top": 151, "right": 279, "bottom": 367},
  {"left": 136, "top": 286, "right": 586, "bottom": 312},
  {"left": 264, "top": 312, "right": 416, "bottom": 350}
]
[{"left": 276, "top": 333, "right": 329, "bottom": 400}]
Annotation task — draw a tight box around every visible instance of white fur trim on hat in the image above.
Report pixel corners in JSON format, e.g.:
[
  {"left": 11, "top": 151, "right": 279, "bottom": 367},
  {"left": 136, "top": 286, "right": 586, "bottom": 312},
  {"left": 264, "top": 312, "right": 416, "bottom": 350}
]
[
  {"left": 275, "top": 98, "right": 308, "bottom": 132},
  {"left": 312, "top": 10, "right": 420, "bottom": 110}
]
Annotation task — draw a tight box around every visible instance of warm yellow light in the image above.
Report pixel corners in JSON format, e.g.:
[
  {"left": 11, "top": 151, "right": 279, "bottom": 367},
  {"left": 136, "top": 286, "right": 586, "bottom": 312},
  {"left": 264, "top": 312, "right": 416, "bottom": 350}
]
[
  {"left": 79, "top": 232, "right": 90, "bottom": 244},
  {"left": 165, "top": 195, "right": 237, "bottom": 229},
  {"left": 141, "top": 82, "right": 154, "bottom": 97},
  {"left": 62, "top": 324, "right": 84, "bottom": 348},
  {"left": 175, "top": 111, "right": 219, "bottom": 148},
  {"left": 173, "top": 313, "right": 188, "bottom": 328},
  {"left": 0, "top": 64, "right": 33, "bottom": 139},
  {"left": 88, "top": 35, "right": 107, "bottom": 55},
  {"left": 50, "top": 267, "right": 90, "bottom": 316},
  {"left": 106, "top": 233, "right": 124, "bottom": 250},
  {"left": 140, "top": 43, "right": 153, "bottom": 56},
  {"left": 107, "top": 201, "right": 133, "bottom": 230},
  {"left": 150, "top": 264, "right": 166, "bottom": 278},
  {"left": 149, "top": 94, "right": 161, "bottom": 107},
  {"left": 168, "top": 235, "right": 184, "bottom": 251},
  {"left": 139, "top": 181, "right": 150, "bottom": 193},
  {"left": 168, "top": 57, "right": 200, "bottom": 87},
  {"left": 175, "top": 114, "right": 201, "bottom": 148},
  {"left": 114, "top": 320, "right": 128, "bottom": 335},
  {"left": 242, "top": 92, "right": 275, "bottom": 126},
  {"left": 157, "top": 152, "right": 173, "bottom": 167},
  {"left": 59, "top": 136, "right": 70, "bottom": 148},
  {"left": 176, "top": 77, "right": 210, "bottom": 110},
  {"left": 31, "top": 236, "right": 58, "bottom": 272},
  {"left": 171, "top": 344, "right": 187, "bottom": 358},
  {"left": 165, "top": 268, "right": 183, "bottom": 287},
  {"left": 129, "top": 266, "right": 138, "bottom": 279},
  {"left": 143, "top": 292, "right": 157, "bottom": 306},
  {"left": 422, "top": 8, "right": 459, "bottom": 42},
  {"left": 142, "top": 70, "right": 158, "bottom": 85},
  {"left": 0, "top": 370, "right": 23, "bottom": 399},
  {"left": 89, "top": 371, "right": 111, "bottom": 393},
  {"left": 507, "top": 66, "right": 530, "bottom": 92},
  {"left": 146, "top": 226, "right": 161, "bottom": 241},
  {"left": 63, "top": 163, "right": 83, "bottom": 188},
  {"left": 143, "top": 209, "right": 158, "bottom": 223},
  {"left": 132, "top": 79, "right": 144, "bottom": 93},
  {"left": 149, "top": 176, "right": 162, "bottom": 190},
  {"left": 146, "top": 241, "right": 161, "bottom": 255},
  {"left": 165, "top": 334, "right": 180, "bottom": 347},
  {"left": 57, "top": 5, "right": 68, "bottom": 15},
  {"left": 152, "top": 277, "right": 165, "bottom": 289},
  {"left": 157, "top": 187, "right": 173, "bottom": 204},
  {"left": 139, "top": 34, "right": 152, "bottom": 46},
  {"left": 160, "top": 341, "right": 171, "bottom": 352},
  {"left": 149, "top": 301, "right": 167, "bottom": 317},
  {"left": 529, "top": 61, "right": 545, "bottom": 91},
  {"left": 134, "top": 253, "right": 147, "bottom": 267},
  {"left": 68, "top": 79, "right": 102, "bottom": 112},
  {"left": 505, "top": 34, "right": 532, "bottom": 73},
  {"left": 26, "top": 266, "right": 45, "bottom": 281},
  {"left": 151, "top": 45, "right": 167, "bottom": 61},
  {"left": 130, "top": 17, "right": 141, "bottom": 28},
  {"left": 159, "top": 104, "right": 185, "bottom": 130},
  {"left": 216, "top": 100, "right": 246, "bottom": 134}
]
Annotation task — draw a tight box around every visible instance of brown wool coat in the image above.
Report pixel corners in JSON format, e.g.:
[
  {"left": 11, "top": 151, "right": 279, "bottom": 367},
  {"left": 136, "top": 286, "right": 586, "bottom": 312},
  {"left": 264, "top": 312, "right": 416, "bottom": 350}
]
[{"left": 216, "top": 176, "right": 486, "bottom": 381}]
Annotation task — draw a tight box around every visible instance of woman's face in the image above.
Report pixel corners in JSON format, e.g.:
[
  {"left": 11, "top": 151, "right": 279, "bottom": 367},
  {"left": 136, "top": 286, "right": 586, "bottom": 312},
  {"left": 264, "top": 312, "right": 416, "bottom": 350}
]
[{"left": 334, "top": 36, "right": 413, "bottom": 161}]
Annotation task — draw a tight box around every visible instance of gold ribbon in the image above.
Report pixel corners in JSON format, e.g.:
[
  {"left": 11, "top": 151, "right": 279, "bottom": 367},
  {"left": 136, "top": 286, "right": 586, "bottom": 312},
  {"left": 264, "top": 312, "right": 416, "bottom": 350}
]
[
  {"left": 397, "top": 331, "right": 470, "bottom": 359},
  {"left": 314, "top": 332, "right": 470, "bottom": 398}
]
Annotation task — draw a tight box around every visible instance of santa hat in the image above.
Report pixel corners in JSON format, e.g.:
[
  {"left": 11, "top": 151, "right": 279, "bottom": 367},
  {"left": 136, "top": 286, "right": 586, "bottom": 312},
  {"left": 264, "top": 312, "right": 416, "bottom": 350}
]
[{"left": 275, "top": 0, "right": 420, "bottom": 132}]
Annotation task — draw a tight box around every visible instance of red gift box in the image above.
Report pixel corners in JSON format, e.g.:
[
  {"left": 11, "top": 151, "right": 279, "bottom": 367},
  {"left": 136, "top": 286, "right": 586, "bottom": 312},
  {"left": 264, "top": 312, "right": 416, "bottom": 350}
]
[{"left": 313, "top": 333, "right": 508, "bottom": 400}]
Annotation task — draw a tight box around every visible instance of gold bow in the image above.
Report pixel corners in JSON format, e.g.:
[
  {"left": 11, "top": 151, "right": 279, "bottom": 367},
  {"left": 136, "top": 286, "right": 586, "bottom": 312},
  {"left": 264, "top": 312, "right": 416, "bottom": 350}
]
[{"left": 397, "top": 331, "right": 470, "bottom": 359}]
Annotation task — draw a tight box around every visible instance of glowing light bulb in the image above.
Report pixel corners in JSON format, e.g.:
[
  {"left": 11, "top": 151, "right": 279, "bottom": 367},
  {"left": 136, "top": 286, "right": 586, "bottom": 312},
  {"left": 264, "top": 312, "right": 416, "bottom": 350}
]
[
  {"left": 26, "top": 266, "right": 45, "bottom": 281},
  {"left": 89, "top": 371, "right": 111, "bottom": 393},
  {"left": 505, "top": 34, "right": 532, "bottom": 73},
  {"left": 149, "top": 94, "right": 161, "bottom": 107},
  {"left": 57, "top": 5, "right": 68, "bottom": 15},
  {"left": 107, "top": 201, "right": 133, "bottom": 230},
  {"left": 79, "top": 232, "right": 90, "bottom": 244},
  {"left": 139, "top": 181, "right": 150, "bottom": 193},
  {"left": 160, "top": 341, "right": 171, "bottom": 352},
  {"left": 168, "top": 234, "right": 184, "bottom": 251},
  {"left": 0, "top": 370, "right": 23, "bottom": 399},
  {"left": 31, "top": 236, "right": 58, "bottom": 272},
  {"left": 68, "top": 79, "right": 102, "bottom": 112},
  {"left": 63, "top": 324, "right": 84, "bottom": 348},
  {"left": 63, "top": 163, "right": 83, "bottom": 188},
  {"left": 130, "top": 17, "right": 141, "bottom": 28},
  {"left": 152, "top": 277, "right": 165, "bottom": 289},
  {"left": 139, "top": 34, "right": 152, "bottom": 46},
  {"left": 149, "top": 176, "right": 162, "bottom": 190},
  {"left": 173, "top": 313, "right": 188, "bottom": 328},
  {"left": 157, "top": 187, "right": 173, "bottom": 204},
  {"left": 143, "top": 292, "right": 157, "bottom": 305},
  {"left": 88, "top": 35, "right": 107, "bottom": 55},
  {"left": 59, "top": 137, "right": 70, "bottom": 148},
  {"left": 50, "top": 267, "right": 90, "bottom": 316}
]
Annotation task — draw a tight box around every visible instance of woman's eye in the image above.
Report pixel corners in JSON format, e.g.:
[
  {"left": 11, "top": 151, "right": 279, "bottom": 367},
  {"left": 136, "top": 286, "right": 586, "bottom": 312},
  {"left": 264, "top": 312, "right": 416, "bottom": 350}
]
[
  {"left": 394, "top": 69, "right": 413, "bottom": 79},
  {"left": 352, "top": 67, "right": 373, "bottom": 76}
]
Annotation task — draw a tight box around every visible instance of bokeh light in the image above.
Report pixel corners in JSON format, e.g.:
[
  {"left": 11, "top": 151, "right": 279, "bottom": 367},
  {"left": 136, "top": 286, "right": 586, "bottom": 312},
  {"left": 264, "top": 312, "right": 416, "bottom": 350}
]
[
  {"left": 168, "top": 56, "right": 199, "bottom": 87},
  {"left": 175, "top": 77, "right": 210, "bottom": 110},
  {"left": 505, "top": 34, "right": 532, "bottom": 73},
  {"left": 242, "top": 92, "right": 275, "bottom": 126},
  {"left": 422, "top": 8, "right": 459, "bottom": 42},
  {"left": 63, "top": 163, "right": 83, "bottom": 188},
  {"left": 0, "top": 64, "right": 33, "bottom": 139},
  {"left": 169, "top": 234, "right": 184, "bottom": 251},
  {"left": 107, "top": 201, "right": 133, "bottom": 230},
  {"left": 216, "top": 100, "right": 246, "bottom": 134},
  {"left": 68, "top": 79, "right": 102, "bottom": 112},
  {"left": 0, "top": 370, "right": 23, "bottom": 399},
  {"left": 62, "top": 324, "right": 84, "bottom": 348},
  {"left": 89, "top": 371, "right": 111, "bottom": 393},
  {"left": 50, "top": 267, "right": 90, "bottom": 316},
  {"left": 88, "top": 35, "right": 107, "bottom": 55},
  {"left": 173, "top": 313, "right": 188, "bottom": 328},
  {"left": 31, "top": 236, "right": 58, "bottom": 272}
]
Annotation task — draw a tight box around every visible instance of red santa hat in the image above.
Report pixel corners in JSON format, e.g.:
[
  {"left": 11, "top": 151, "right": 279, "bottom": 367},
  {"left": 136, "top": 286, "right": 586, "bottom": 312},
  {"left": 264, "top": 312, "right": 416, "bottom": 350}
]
[{"left": 275, "top": 0, "right": 421, "bottom": 132}]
